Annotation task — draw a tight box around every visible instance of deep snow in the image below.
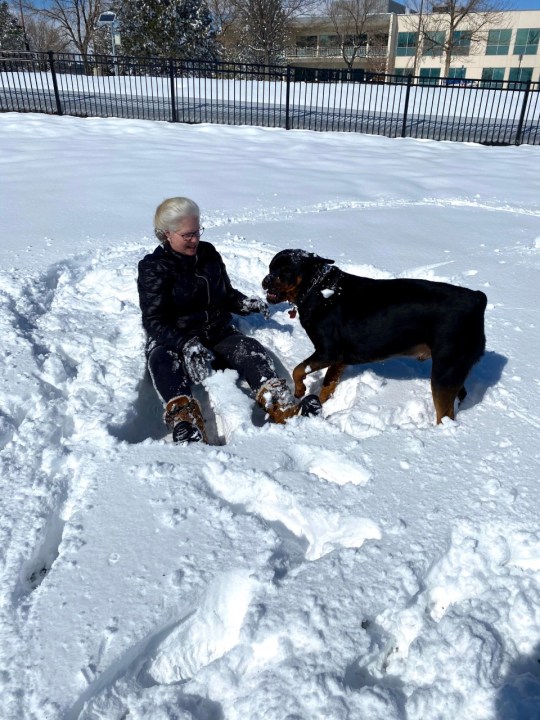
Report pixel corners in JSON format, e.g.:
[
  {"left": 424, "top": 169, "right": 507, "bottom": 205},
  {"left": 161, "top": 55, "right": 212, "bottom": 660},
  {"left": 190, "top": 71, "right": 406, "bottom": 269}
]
[{"left": 1, "top": 112, "right": 539, "bottom": 720}]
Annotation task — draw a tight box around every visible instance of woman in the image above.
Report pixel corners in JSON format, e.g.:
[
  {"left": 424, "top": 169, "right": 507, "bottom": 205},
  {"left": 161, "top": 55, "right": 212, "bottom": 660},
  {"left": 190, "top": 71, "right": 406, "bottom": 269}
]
[{"left": 137, "top": 197, "right": 321, "bottom": 444}]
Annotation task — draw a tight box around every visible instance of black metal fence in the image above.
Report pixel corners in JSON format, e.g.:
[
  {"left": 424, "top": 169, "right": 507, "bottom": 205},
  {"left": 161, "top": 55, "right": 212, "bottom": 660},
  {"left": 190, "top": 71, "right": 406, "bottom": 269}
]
[{"left": 1, "top": 50, "right": 539, "bottom": 145}]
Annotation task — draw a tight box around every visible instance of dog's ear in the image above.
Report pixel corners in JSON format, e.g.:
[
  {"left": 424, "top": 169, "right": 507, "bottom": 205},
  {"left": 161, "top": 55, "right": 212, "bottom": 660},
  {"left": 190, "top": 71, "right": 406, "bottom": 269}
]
[
  {"left": 271, "top": 249, "right": 334, "bottom": 270},
  {"left": 306, "top": 252, "right": 334, "bottom": 266}
]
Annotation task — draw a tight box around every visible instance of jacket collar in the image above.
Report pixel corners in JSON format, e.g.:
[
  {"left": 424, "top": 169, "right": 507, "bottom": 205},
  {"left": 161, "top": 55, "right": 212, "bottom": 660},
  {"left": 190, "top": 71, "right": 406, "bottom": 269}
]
[{"left": 163, "top": 241, "right": 198, "bottom": 267}]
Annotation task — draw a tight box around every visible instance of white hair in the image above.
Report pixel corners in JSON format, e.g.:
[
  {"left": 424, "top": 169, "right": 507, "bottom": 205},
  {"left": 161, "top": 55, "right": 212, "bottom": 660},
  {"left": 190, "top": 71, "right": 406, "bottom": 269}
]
[{"left": 154, "top": 197, "right": 200, "bottom": 243}]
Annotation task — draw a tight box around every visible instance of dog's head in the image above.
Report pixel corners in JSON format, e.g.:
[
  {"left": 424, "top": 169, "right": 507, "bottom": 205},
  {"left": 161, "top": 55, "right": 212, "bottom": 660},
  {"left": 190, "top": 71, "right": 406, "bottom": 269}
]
[{"left": 262, "top": 249, "right": 334, "bottom": 304}]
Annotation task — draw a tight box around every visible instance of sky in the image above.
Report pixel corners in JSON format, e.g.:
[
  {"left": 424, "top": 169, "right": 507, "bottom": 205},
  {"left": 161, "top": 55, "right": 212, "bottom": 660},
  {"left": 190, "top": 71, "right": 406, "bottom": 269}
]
[
  {"left": 512, "top": 0, "right": 540, "bottom": 8},
  {"left": 0, "top": 111, "right": 539, "bottom": 720}
]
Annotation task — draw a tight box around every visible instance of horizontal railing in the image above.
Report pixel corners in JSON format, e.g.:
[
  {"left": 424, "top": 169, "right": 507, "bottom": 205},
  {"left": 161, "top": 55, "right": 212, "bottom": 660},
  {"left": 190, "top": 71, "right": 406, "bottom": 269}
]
[
  {"left": 1, "top": 50, "right": 538, "bottom": 145},
  {"left": 286, "top": 46, "right": 388, "bottom": 58}
]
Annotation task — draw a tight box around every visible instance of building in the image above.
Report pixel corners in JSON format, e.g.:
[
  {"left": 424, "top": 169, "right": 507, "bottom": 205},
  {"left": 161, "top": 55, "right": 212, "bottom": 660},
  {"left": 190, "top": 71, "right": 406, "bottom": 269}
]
[
  {"left": 393, "top": 9, "right": 540, "bottom": 83},
  {"left": 286, "top": 1, "right": 406, "bottom": 74},
  {"left": 287, "top": 8, "right": 540, "bottom": 83}
]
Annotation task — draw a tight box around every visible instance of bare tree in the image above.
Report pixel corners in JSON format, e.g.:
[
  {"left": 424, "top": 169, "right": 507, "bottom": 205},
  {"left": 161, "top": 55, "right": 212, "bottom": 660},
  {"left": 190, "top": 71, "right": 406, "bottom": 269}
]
[
  {"left": 404, "top": 0, "right": 508, "bottom": 76},
  {"left": 208, "top": 0, "right": 237, "bottom": 35},
  {"left": 26, "top": 0, "right": 106, "bottom": 59},
  {"left": 228, "top": 0, "right": 317, "bottom": 64},
  {"left": 23, "top": 13, "right": 71, "bottom": 51},
  {"left": 207, "top": 0, "right": 238, "bottom": 57},
  {"left": 324, "top": 0, "right": 387, "bottom": 71}
]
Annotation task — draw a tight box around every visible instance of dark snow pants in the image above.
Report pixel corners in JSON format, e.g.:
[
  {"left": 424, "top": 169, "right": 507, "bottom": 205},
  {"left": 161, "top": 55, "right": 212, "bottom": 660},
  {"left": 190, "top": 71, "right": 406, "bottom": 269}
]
[{"left": 147, "top": 332, "right": 277, "bottom": 406}]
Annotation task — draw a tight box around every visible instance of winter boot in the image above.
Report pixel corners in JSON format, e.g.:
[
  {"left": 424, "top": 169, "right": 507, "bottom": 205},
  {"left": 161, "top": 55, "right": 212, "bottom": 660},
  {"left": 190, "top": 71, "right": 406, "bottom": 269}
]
[
  {"left": 164, "top": 395, "right": 207, "bottom": 444},
  {"left": 299, "top": 394, "right": 323, "bottom": 417},
  {"left": 256, "top": 378, "right": 302, "bottom": 424}
]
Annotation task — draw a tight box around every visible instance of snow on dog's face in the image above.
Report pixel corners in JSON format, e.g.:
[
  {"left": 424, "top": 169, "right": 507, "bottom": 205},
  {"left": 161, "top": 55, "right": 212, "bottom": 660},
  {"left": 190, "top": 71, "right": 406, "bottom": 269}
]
[{"left": 262, "top": 249, "right": 334, "bottom": 304}]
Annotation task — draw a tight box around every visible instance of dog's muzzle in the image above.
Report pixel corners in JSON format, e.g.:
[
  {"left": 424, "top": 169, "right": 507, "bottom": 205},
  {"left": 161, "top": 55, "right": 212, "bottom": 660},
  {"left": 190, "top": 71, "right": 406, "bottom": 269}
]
[{"left": 262, "top": 273, "right": 281, "bottom": 304}]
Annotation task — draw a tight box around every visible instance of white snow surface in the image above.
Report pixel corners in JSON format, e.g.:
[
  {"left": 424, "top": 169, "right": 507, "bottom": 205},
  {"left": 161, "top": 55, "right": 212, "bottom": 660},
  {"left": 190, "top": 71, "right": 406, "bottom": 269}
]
[{"left": 1, "top": 112, "right": 539, "bottom": 720}]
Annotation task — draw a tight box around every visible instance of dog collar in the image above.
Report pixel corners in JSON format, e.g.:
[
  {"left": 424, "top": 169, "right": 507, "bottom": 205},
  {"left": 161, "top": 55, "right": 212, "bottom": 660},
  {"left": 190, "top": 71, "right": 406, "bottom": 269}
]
[{"left": 297, "top": 265, "right": 334, "bottom": 307}]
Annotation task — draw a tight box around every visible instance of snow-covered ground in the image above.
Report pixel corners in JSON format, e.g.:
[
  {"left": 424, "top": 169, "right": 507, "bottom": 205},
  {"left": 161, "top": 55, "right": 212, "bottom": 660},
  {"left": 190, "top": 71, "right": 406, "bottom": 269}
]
[
  {"left": 1, "top": 112, "right": 539, "bottom": 720},
  {"left": 1, "top": 70, "right": 530, "bottom": 118}
]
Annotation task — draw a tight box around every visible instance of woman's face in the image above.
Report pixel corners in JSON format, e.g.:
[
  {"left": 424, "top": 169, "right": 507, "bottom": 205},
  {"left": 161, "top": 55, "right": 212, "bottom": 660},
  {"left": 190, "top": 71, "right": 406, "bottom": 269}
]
[{"left": 165, "top": 215, "right": 201, "bottom": 256}]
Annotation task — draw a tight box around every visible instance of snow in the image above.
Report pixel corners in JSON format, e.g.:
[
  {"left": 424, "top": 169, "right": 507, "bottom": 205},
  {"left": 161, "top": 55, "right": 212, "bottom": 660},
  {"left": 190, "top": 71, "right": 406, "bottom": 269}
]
[
  {"left": 1, "top": 72, "right": 530, "bottom": 121},
  {"left": 1, "top": 111, "right": 539, "bottom": 720}
]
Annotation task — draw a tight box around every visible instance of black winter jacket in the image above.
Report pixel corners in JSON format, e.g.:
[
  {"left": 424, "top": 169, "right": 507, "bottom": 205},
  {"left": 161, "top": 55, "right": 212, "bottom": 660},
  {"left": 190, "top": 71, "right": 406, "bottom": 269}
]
[{"left": 137, "top": 241, "right": 249, "bottom": 353}]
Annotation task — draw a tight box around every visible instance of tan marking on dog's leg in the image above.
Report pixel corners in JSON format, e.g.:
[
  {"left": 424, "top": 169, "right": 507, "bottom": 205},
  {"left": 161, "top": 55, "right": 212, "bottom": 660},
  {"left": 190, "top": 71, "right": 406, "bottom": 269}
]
[
  {"left": 432, "top": 384, "right": 461, "bottom": 424},
  {"left": 292, "top": 363, "right": 309, "bottom": 398},
  {"left": 319, "top": 363, "right": 346, "bottom": 404},
  {"left": 293, "top": 358, "right": 332, "bottom": 398}
]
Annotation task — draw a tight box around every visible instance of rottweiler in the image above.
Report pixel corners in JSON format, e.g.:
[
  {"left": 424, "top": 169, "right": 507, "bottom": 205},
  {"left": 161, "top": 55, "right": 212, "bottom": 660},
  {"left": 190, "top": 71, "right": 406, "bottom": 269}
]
[{"left": 262, "top": 249, "right": 487, "bottom": 424}]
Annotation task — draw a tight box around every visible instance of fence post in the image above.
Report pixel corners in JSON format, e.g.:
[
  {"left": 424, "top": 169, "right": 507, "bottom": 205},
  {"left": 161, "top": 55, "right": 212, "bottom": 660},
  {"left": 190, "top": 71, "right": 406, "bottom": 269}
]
[
  {"left": 401, "top": 74, "right": 412, "bottom": 138},
  {"left": 285, "top": 65, "right": 291, "bottom": 130},
  {"left": 169, "top": 59, "right": 177, "bottom": 123},
  {"left": 514, "top": 80, "right": 531, "bottom": 146},
  {"left": 48, "top": 51, "right": 63, "bottom": 116}
]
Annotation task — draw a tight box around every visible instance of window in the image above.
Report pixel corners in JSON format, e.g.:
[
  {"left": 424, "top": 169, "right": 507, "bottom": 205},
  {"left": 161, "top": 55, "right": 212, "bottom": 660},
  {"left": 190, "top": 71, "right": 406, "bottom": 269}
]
[
  {"left": 423, "top": 31, "right": 445, "bottom": 56},
  {"left": 419, "top": 67, "right": 441, "bottom": 84},
  {"left": 513, "top": 28, "right": 540, "bottom": 55},
  {"left": 397, "top": 32, "right": 417, "bottom": 56},
  {"left": 445, "top": 67, "right": 471, "bottom": 85},
  {"left": 452, "top": 30, "right": 472, "bottom": 55},
  {"left": 344, "top": 33, "right": 367, "bottom": 46},
  {"left": 318, "top": 34, "right": 338, "bottom": 47},
  {"left": 295, "top": 35, "right": 317, "bottom": 56},
  {"left": 393, "top": 68, "right": 414, "bottom": 82},
  {"left": 296, "top": 35, "right": 317, "bottom": 48},
  {"left": 481, "top": 67, "right": 505, "bottom": 87},
  {"left": 508, "top": 67, "right": 533, "bottom": 87},
  {"left": 370, "top": 34, "right": 389, "bottom": 57},
  {"left": 486, "top": 29, "right": 511, "bottom": 55}
]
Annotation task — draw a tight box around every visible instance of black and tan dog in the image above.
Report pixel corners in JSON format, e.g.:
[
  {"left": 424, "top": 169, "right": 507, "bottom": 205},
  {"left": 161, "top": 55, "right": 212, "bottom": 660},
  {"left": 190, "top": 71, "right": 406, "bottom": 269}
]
[{"left": 262, "top": 249, "right": 487, "bottom": 424}]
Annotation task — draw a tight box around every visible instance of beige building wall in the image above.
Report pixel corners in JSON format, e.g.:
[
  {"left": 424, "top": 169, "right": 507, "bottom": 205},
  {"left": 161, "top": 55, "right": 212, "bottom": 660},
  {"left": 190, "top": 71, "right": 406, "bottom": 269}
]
[
  {"left": 393, "top": 10, "right": 540, "bottom": 82},
  {"left": 287, "top": 10, "right": 540, "bottom": 82}
]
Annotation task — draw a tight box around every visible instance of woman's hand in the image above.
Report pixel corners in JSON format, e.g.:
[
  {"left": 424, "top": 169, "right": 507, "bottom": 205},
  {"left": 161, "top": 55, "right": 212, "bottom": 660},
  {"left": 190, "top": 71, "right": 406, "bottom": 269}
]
[
  {"left": 242, "top": 296, "right": 269, "bottom": 319},
  {"left": 182, "top": 338, "right": 214, "bottom": 383}
]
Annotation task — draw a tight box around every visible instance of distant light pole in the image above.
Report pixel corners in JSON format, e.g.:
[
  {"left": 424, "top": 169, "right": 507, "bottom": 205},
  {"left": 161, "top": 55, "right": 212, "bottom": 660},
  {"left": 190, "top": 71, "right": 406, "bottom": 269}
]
[{"left": 98, "top": 11, "right": 117, "bottom": 74}]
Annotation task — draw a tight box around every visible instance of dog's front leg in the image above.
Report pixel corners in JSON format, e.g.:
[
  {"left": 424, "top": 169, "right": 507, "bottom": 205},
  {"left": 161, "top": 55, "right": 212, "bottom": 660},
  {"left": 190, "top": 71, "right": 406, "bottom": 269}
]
[
  {"left": 319, "top": 363, "right": 346, "bottom": 403},
  {"left": 292, "top": 362, "right": 309, "bottom": 398},
  {"left": 292, "top": 357, "right": 330, "bottom": 398}
]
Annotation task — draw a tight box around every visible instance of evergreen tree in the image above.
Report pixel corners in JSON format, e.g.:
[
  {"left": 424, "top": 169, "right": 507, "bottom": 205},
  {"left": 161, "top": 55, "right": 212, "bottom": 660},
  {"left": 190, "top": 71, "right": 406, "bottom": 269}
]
[
  {"left": 0, "top": 1, "right": 26, "bottom": 51},
  {"left": 118, "top": 0, "right": 218, "bottom": 59}
]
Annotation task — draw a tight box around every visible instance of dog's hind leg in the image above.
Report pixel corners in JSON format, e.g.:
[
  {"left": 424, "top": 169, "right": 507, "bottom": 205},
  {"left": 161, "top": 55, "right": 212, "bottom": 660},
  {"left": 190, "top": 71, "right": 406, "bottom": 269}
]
[{"left": 319, "top": 363, "right": 346, "bottom": 404}]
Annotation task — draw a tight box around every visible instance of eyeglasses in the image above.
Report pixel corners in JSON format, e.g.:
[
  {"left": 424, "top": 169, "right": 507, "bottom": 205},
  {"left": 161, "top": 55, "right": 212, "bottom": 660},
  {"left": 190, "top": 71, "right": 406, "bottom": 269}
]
[{"left": 172, "top": 227, "right": 205, "bottom": 241}]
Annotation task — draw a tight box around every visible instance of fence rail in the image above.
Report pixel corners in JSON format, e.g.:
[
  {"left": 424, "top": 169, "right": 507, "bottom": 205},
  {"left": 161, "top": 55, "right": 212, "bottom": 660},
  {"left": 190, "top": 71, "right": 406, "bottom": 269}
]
[{"left": 1, "top": 50, "right": 539, "bottom": 145}]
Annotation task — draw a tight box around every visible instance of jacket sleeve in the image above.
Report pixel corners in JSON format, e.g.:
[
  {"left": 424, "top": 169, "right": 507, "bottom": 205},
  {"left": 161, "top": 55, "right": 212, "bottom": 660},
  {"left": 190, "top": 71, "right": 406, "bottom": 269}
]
[
  {"left": 215, "top": 250, "right": 251, "bottom": 316},
  {"left": 137, "top": 257, "right": 191, "bottom": 351}
]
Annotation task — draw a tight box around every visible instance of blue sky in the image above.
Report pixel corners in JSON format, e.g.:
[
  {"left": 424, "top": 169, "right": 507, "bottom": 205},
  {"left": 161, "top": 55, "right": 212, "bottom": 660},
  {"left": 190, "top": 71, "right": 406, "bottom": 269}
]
[{"left": 512, "top": 0, "right": 540, "bottom": 9}]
